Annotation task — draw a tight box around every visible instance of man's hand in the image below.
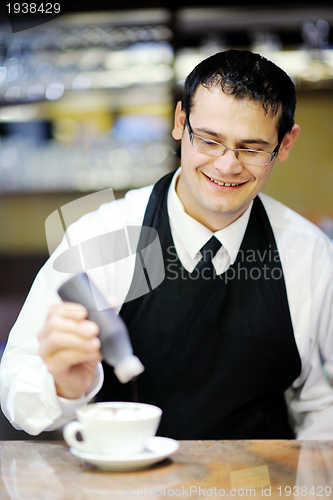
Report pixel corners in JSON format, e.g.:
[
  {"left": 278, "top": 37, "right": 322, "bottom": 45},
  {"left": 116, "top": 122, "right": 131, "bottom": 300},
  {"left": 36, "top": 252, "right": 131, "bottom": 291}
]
[{"left": 38, "top": 303, "right": 102, "bottom": 399}]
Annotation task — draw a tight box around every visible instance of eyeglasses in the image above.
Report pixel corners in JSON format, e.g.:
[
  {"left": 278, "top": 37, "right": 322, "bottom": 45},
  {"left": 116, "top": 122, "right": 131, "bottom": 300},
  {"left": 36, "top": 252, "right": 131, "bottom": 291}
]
[{"left": 185, "top": 117, "right": 280, "bottom": 167}]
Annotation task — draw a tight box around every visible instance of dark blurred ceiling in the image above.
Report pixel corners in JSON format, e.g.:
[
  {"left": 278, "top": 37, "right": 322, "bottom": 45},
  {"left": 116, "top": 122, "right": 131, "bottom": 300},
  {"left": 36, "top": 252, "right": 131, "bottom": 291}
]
[
  {"left": 0, "top": 0, "right": 332, "bottom": 44},
  {"left": 56, "top": 0, "right": 333, "bottom": 13}
]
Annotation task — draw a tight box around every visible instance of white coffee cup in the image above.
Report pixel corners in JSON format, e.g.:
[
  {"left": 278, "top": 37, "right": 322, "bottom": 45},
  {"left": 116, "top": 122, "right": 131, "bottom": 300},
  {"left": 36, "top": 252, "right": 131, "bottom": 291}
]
[{"left": 63, "top": 401, "right": 162, "bottom": 455}]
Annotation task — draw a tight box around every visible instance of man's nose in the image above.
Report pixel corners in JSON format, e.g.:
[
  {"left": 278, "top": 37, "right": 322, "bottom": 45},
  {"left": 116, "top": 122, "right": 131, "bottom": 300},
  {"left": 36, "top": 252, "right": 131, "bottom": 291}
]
[{"left": 213, "top": 149, "right": 243, "bottom": 174}]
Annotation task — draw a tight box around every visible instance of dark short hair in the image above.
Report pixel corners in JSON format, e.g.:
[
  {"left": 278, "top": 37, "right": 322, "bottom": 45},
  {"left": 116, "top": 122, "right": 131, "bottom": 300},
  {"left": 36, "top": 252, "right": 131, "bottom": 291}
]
[{"left": 182, "top": 49, "right": 296, "bottom": 144}]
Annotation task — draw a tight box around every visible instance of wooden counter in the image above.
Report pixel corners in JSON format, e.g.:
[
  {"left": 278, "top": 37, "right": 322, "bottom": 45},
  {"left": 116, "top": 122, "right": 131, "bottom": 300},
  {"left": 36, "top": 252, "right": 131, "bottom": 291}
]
[{"left": 0, "top": 440, "right": 332, "bottom": 499}]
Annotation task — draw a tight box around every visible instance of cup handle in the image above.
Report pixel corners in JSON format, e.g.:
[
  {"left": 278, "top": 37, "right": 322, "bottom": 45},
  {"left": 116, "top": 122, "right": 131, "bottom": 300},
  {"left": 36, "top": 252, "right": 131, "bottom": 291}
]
[{"left": 63, "top": 421, "right": 86, "bottom": 451}]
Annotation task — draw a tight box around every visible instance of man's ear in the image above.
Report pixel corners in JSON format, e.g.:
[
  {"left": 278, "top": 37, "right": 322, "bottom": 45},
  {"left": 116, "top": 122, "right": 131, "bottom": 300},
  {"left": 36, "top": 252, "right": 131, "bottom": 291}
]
[
  {"left": 172, "top": 101, "right": 186, "bottom": 141},
  {"left": 277, "top": 124, "right": 300, "bottom": 162}
]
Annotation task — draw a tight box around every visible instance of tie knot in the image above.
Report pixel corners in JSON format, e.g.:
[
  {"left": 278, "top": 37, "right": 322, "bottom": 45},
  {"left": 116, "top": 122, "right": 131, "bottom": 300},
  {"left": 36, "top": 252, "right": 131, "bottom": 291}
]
[{"left": 199, "top": 236, "right": 222, "bottom": 264}]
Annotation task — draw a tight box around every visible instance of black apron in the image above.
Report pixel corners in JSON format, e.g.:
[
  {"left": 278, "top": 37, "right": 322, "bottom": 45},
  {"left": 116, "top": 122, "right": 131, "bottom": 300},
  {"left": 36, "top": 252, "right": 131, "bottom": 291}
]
[{"left": 97, "top": 172, "right": 301, "bottom": 439}]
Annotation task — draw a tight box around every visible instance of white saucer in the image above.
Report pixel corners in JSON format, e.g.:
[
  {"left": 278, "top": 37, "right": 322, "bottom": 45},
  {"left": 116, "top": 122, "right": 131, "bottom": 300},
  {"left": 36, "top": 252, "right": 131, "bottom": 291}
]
[{"left": 70, "top": 436, "right": 179, "bottom": 471}]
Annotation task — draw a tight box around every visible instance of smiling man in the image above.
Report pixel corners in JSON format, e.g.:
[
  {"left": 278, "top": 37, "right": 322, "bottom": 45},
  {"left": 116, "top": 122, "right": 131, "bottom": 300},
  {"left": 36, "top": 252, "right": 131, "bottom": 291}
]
[
  {"left": 173, "top": 84, "right": 299, "bottom": 231},
  {"left": 1, "top": 50, "right": 333, "bottom": 440}
]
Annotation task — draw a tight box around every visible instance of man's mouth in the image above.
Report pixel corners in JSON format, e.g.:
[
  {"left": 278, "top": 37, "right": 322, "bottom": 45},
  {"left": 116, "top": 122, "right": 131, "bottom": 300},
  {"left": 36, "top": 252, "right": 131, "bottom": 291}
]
[{"left": 206, "top": 174, "right": 245, "bottom": 187}]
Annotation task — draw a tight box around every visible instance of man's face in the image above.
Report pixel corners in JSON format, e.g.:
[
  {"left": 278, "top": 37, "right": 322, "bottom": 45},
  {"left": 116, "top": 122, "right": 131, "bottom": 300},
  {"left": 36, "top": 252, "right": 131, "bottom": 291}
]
[{"left": 172, "top": 85, "right": 298, "bottom": 231}]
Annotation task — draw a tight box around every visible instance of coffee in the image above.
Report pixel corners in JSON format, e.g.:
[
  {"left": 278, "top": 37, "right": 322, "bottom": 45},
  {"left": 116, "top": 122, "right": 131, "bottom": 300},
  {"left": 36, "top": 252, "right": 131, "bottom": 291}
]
[{"left": 85, "top": 406, "right": 153, "bottom": 421}]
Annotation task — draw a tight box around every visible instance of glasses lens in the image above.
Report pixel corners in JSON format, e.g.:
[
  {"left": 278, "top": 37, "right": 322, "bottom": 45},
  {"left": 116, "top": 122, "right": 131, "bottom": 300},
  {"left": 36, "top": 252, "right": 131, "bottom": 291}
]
[
  {"left": 190, "top": 125, "right": 274, "bottom": 166},
  {"left": 192, "top": 136, "right": 222, "bottom": 156},
  {"left": 238, "top": 150, "right": 271, "bottom": 166}
]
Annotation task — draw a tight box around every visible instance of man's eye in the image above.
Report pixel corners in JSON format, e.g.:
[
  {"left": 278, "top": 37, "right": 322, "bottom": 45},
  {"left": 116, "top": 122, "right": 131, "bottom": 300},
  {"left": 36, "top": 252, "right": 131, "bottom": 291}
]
[
  {"left": 200, "top": 139, "right": 217, "bottom": 147},
  {"left": 242, "top": 149, "right": 260, "bottom": 156}
]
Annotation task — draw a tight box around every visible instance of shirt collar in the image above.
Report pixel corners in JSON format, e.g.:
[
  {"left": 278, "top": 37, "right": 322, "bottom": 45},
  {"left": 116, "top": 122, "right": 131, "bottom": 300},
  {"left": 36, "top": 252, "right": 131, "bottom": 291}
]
[{"left": 167, "top": 167, "right": 253, "bottom": 264}]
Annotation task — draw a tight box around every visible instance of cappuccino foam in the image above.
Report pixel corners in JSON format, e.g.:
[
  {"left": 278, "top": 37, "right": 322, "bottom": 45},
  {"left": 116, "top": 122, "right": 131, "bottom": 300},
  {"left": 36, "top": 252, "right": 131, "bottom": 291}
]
[{"left": 86, "top": 405, "right": 154, "bottom": 421}]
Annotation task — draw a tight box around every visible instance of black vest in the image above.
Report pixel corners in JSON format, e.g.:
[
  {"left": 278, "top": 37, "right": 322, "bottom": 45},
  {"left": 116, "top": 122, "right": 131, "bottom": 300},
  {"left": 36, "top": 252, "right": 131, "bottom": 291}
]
[{"left": 97, "top": 172, "right": 301, "bottom": 439}]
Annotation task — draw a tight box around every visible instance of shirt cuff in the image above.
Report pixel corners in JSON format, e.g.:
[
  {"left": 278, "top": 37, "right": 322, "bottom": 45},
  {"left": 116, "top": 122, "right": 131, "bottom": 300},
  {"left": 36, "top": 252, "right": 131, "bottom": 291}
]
[{"left": 57, "top": 363, "right": 104, "bottom": 418}]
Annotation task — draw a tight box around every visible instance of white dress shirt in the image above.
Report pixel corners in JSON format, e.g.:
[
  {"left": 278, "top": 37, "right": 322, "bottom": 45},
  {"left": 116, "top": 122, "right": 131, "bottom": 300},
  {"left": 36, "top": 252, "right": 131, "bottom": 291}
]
[{"left": 0, "top": 168, "right": 333, "bottom": 438}]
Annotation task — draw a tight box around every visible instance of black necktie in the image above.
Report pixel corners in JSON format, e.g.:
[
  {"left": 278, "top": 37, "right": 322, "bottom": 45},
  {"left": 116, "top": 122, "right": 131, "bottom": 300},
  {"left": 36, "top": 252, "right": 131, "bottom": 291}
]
[{"left": 194, "top": 236, "right": 222, "bottom": 277}]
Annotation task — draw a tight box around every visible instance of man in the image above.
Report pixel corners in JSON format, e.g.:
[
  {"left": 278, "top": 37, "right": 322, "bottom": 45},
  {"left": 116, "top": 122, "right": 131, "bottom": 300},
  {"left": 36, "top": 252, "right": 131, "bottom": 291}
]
[{"left": 1, "top": 50, "right": 332, "bottom": 439}]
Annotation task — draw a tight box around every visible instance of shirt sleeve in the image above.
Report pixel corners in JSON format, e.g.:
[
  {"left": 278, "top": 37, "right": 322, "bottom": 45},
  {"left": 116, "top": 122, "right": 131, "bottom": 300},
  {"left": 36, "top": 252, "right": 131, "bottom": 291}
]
[
  {"left": 0, "top": 238, "right": 105, "bottom": 435},
  {"left": 261, "top": 193, "right": 333, "bottom": 440},
  {"left": 0, "top": 186, "right": 151, "bottom": 435},
  {"left": 0, "top": 198, "right": 125, "bottom": 434},
  {"left": 288, "top": 236, "right": 333, "bottom": 439}
]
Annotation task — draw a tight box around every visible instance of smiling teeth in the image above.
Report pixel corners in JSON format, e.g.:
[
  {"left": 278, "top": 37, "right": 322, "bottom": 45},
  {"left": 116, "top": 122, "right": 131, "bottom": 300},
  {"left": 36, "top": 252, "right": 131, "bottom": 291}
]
[{"left": 210, "top": 177, "right": 238, "bottom": 187}]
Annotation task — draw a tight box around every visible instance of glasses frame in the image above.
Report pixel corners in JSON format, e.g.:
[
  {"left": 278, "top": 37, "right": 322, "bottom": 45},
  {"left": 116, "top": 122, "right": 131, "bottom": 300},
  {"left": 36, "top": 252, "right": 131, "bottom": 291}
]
[{"left": 185, "top": 116, "right": 280, "bottom": 166}]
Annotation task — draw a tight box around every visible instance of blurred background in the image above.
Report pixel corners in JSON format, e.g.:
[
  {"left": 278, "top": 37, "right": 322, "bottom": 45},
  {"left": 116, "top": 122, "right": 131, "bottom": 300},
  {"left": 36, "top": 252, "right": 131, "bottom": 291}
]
[{"left": 0, "top": 0, "right": 332, "bottom": 355}]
